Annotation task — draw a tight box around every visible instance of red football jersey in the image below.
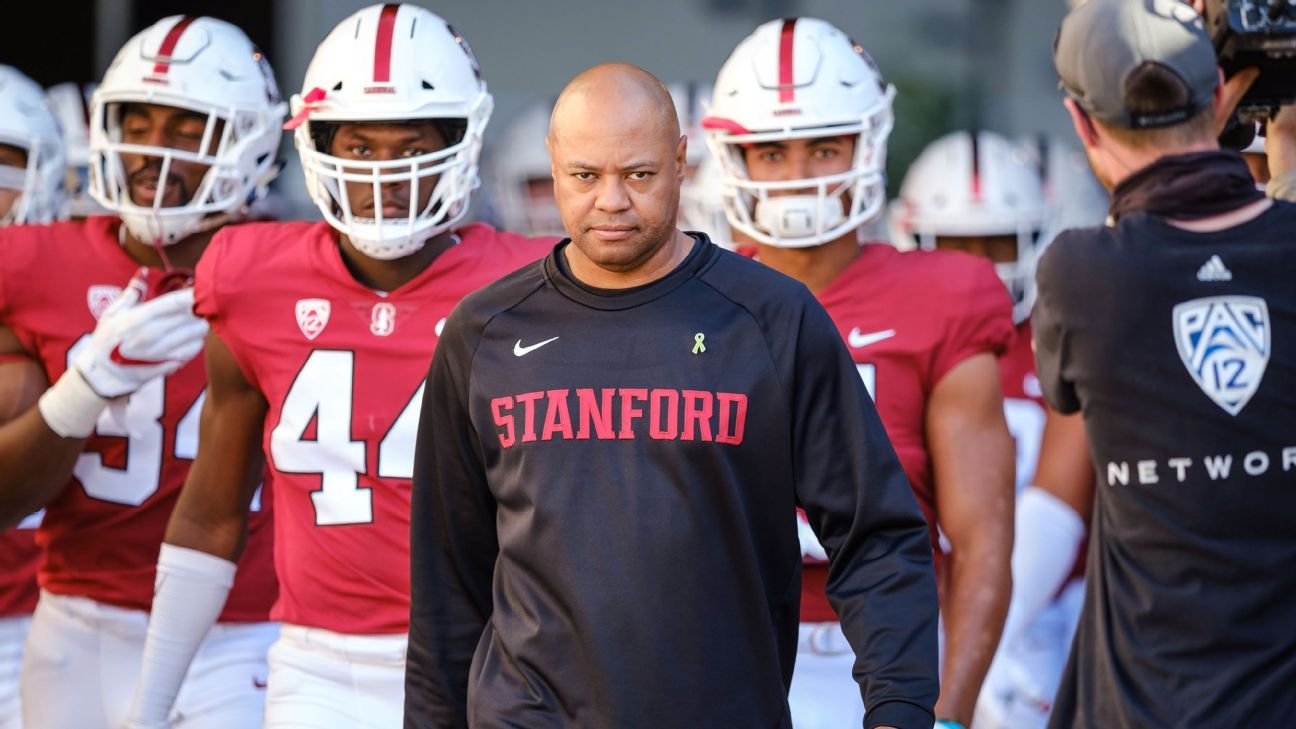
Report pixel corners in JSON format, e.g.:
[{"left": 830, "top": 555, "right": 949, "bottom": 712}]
[
  {"left": 195, "top": 221, "right": 553, "bottom": 635},
  {"left": 0, "top": 515, "right": 40, "bottom": 617},
  {"left": 794, "top": 244, "right": 1015, "bottom": 622},
  {"left": 0, "top": 217, "right": 277, "bottom": 621},
  {"left": 1002, "top": 319, "right": 1086, "bottom": 586},
  {"left": 1001, "top": 321, "right": 1046, "bottom": 493}
]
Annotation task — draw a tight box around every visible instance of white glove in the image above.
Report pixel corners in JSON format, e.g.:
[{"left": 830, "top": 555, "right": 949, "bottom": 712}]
[
  {"left": 39, "top": 285, "right": 207, "bottom": 438},
  {"left": 796, "top": 509, "right": 828, "bottom": 562}
]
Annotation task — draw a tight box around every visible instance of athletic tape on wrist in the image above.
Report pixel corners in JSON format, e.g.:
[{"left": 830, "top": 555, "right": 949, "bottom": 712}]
[{"left": 37, "top": 369, "right": 109, "bottom": 439}]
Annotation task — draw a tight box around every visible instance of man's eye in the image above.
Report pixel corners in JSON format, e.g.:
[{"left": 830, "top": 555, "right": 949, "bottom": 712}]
[
  {"left": 628, "top": 171, "right": 652, "bottom": 181},
  {"left": 573, "top": 172, "right": 594, "bottom": 181},
  {"left": 401, "top": 148, "right": 427, "bottom": 158},
  {"left": 349, "top": 145, "right": 370, "bottom": 157},
  {"left": 759, "top": 151, "right": 783, "bottom": 163},
  {"left": 814, "top": 147, "right": 840, "bottom": 159}
]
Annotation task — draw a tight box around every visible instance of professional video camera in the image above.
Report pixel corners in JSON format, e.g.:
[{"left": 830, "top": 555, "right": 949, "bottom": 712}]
[{"left": 1205, "top": 0, "right": 1296, "bottom": 143}]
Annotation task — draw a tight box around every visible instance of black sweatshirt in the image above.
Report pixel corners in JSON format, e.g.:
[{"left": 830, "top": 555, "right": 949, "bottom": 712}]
[{"left": 405, "top": 235, "right": 939, "bottom": 729}]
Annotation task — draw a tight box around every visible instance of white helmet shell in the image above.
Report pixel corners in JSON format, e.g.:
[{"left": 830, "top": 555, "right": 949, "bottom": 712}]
[
  {"left": 290, "top": 3, "right": 493, "bottom": 260},
  {"left": 679, "top": 152, "right": 732, "bottom": 248},
  {"left": 485, "top": 98, "right": 562, "bottom": 237},
  {"left": 668, "top": 81, "right": 712, "bottom": 169},
  {"left": 891, "top": 130, "right": 1049, "bottom": 324},
  {"left": 88, "top": 15, "right": 285, "bottom": 245},
  {"left": 0, "top": 65, "right": 66, "bottom": 225},
  {"left": 46, "top": 81, "right": 109, "bottom": 218},
  {"left": 703, "top": 17, "right": 895, "bottom": 248}
]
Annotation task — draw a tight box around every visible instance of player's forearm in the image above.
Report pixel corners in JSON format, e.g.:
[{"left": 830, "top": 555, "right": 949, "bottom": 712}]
[
  {"left": 936, "top": 547, "right": 1011, "bottom": 723},
  {"left": 163, "top": 496, "right": 250, "bottom": 562},
  {"left": 0, "top": 406, "right": 86, "bottom": 528}
]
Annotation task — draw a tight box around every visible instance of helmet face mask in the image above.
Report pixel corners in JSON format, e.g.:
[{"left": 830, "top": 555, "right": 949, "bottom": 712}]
[
  {"left": 291, "top": 4, "right": 493, "bottom": 260},
  {"left": 92, "top": 100, "right": 278, "bottom": 244},
  {"left": 704, "top": 18, "right": 896, "bottom": 249},
  {"left": 486, "top": 99, "right": 564, "bottom": 237},
  {"left": 0, "top": 65, "right": 66, "bottom": 225},
  {"left": 87, "top": 16, "right": 286, "bottom": 246},
  {"left": 296, "top": 115, "right": 487, "bottom": 260}
]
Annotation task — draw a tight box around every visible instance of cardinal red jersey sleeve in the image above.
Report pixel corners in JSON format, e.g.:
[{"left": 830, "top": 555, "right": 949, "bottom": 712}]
[
  {"left": 930, "top": 253, "right": 1015, "bottom": 384},
  {"left": 194, "top": 228, "right": 262, "bottom": 391}
]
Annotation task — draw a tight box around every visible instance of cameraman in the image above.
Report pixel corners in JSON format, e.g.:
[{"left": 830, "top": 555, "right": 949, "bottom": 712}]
[{"left": 1036, "top": 0, "right": 1296, "bottom": 726}]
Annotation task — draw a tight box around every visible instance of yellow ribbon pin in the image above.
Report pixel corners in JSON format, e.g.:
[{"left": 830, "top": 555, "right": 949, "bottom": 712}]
[{"left": 692, "top": 332, "right": 706, "bottom": 354}]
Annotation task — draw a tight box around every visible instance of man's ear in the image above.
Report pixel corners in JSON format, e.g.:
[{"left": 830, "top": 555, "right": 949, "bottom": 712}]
[
  {"left": 546, "top": 134, "right": 558, "bottom": 180},
  {"left": 1065, "top": 98, "right": 1099, "bottom": 149}
]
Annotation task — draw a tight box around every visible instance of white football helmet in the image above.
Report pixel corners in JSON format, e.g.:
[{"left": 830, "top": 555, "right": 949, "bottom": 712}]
[
  {"left": 485, "top": 98, "right": 562, "bottom": 237},
  {"left": 46, "top": 81, "right": 109, "bottom": 218},
  {"left": 891, "top": 130, "right": 1049, "bottom": 323},
  {"left": 290, "top": 3, "right": 493, "bottom": 260},
  {"left": 679, "top": 152, "right": 732, "bottom": 247},
  {"left": 88, "top": 15, "right": 285, "bottom": 246},
  {"left": 0, "top": 65, "right": 66, "bottom": 225},
  {"left": 669, "top": 81, "right": 711, "bottom": 171},
  {"left": 703, "top": 18, "right": 895, "bottom": 248},
  {"left": 1022, "top": 134, "right": 1109, "bottom": 239}
]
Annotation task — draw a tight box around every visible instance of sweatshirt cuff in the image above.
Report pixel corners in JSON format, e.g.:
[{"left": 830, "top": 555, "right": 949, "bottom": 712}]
[{"left": 864, "top": 700, "right": 935, "bottom": 729}]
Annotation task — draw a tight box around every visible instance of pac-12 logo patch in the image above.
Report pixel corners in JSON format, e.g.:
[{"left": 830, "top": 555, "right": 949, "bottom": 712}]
[
  {"left": 86, "top": 285, "right": 123, "bottom": 320},
  {"left": 1172, "top": 296, "right": 1269, "bottom": 416},
  {"left": 295, "top": 298, "right": 331, "bottom": 341}
]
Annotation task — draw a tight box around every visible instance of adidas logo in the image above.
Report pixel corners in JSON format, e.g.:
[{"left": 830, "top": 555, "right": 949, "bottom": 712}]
[{"left": 1196, "top": 255, "right": 1233, "bottom": 282}]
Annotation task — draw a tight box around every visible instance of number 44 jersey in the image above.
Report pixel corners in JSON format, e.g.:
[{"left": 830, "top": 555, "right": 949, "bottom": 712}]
[
  {"left": 0, "top": 217, "right": 276, "bottom": 620},
  {"left": 195, "top": 221, "right": 552, "bottom": 635}
]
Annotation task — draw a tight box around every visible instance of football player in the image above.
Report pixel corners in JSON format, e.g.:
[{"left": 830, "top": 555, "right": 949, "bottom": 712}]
[
  {"left": 0, "top": 63, "right": 64, "bottom": 729},
  {"left": 46, "top": 81, "right": 110, "bottom": 219},
  {"left": 123, "top": 6, "right": 553, "bottom": 728},
  {"left": 0, "top": 18, "right": 284, "bottom": 729},
  {"left": 893, "top": 130, "right": 1103, "bottom": 729},
  {"left": 704, "top": 19, "right": 1016, "bottom": 728},
  {"left": 487, "top": 98, "right": 566, "bottom": 236}
]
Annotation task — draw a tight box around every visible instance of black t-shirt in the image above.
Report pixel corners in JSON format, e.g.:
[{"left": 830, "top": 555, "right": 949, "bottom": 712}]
[
  {"left": 405, "top": 235, "right": 940, "bottom": 729},
  {"left": 1035, "top": 205, "right": 1296, "bottom": 728}
]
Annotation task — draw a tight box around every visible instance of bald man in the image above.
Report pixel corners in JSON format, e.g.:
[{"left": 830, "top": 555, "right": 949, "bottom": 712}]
[{"left": 405, "top": 64, "right": 939, "bottom": 729}]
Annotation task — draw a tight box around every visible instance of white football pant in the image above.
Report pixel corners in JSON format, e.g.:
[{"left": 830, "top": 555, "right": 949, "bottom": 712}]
[
  {"left": 974, "top": 580, "right": 1085, "bottom": 729},
  {"left": 264, "top": 625, "right": 407, "bottom": 728},
  {"left": 788, "top": 622, "right": 864, "bottom": 729},
  {"left": 0, "top": 615, "right": 31, "bottom": 729},
  {"left": 789, "top": 615, "right": 946, "bottom": 728},
  {"left": 20, "top": 590, "right": 277, "bottom": 728}
]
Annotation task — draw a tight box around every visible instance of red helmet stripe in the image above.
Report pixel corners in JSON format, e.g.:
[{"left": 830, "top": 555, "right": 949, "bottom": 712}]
[
  {"left": 151, "top": 16, "right": 199, "bottom": 76},
  {"left": 373, "top": 4, "right": 401, "bottom": 83},
  {"left": 778, "top": 18, "right": 797, "bottom": 103}
]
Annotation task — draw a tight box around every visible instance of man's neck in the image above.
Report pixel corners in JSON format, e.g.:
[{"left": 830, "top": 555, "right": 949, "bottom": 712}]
[
  {"left": 338, "top": 231, "right": 456, "bottom": 293},
  {"left": 564, "top": 229, "right": 694, "bottom": 289},
  {"left": 121, "top": 225, "right": 214, "bottom": 270},
  {"left": 1106, "top": 140, "right": 1218, "bottom": 190},
  {"left": 752, "top": 232, "right": 860, "bottom": 296}
]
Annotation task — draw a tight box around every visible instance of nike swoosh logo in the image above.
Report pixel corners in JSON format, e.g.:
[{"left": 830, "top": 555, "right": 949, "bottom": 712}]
[
  {"left": 109, "top": 344, "right": 165, "bottom": 367},
  {"left": 513, "top": 336, "right": 559, "bottom": 357},
  {"left": 847, "top": 328, "right": 896, "bottom": 349}
]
